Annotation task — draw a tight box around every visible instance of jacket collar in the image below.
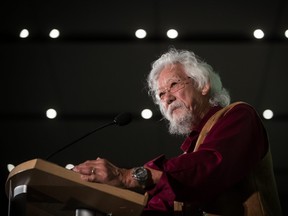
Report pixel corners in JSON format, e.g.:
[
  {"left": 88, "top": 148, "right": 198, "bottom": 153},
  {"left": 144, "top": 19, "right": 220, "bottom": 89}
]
[{"left": 180, "top": 106, "right": 222, "bottom": 152}]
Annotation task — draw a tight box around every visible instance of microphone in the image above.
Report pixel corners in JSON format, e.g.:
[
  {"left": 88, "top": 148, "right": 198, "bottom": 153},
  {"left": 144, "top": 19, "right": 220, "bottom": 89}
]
[{"left": 46, "top": 112, "right": 132, "bottom": 160}]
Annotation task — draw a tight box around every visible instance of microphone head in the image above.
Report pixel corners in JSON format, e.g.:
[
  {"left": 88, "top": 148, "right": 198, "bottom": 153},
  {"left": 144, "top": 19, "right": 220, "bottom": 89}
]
[{"left": 114, "top": 112, "right": 132, "bottom": 126}]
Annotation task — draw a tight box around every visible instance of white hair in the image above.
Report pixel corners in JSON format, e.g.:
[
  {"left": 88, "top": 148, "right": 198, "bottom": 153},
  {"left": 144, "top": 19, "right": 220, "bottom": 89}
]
[{"left": 147, "top": 48, "right": 230, "bottom": 107}]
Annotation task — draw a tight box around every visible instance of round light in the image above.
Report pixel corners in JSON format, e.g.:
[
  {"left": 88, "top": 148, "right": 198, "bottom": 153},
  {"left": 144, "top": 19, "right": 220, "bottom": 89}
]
[
  {"left": 65, "top": 164, "right": 75, "bottom": 170},
  {"left": 135, "top": 29, "right": 147, "bottom": 39},
  {"left": 46, "top": 108, "right": 57, "bottom": 119},
  {"left": 7, "top": 164, "right": 15, "bottom": 172},
  {"left": 263, "top": 109, "right": 273, "bottom": 120},
  {"left": 253, "top": 29, "right": 264, "bottom": 39},
  {"left": 141, "top": 109, "right": 153, "bottom": 119},
  {"left": 285, "top": 30, "right": 288, "bottom": 38},
  {"left": 167, "top": 29, "right": 178, "bottom": 39},
  {"left": 19, "top": 29, "right": 29, "bottom": 38},
  {"left": 49, "top": 29, "right": 60, "bottom": 38}
]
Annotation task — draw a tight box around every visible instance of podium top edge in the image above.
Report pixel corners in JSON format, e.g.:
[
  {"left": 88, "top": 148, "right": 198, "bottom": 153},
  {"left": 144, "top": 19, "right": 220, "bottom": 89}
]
[{"left": 6, "top": 158, "right": 148, "bottom": 206}]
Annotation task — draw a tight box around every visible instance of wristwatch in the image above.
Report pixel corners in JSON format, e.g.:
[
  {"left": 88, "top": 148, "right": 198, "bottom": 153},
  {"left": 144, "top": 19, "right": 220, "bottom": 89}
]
[{"left": 132, "top": 166, "right": 148, "bottom": 187}]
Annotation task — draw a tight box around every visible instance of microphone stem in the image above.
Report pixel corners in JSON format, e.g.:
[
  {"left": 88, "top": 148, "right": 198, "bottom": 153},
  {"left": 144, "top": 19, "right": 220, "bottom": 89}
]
[{"left": 46, "top": 121, "right": 115, "bottom": 160}]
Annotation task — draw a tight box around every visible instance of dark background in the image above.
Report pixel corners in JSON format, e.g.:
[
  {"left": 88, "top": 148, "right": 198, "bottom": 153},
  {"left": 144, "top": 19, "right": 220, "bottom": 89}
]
[{"left": 1, "top": 0, "right": 287, "bottom": 215}]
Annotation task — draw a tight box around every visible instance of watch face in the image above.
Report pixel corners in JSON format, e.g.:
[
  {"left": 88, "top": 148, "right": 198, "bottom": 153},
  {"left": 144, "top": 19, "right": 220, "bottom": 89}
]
[
  {"left": 133, "top": 167, "right": 148, "bottom": 184},
  {"left": 137, "top": 167, "right": 147, "bottom": 178}
]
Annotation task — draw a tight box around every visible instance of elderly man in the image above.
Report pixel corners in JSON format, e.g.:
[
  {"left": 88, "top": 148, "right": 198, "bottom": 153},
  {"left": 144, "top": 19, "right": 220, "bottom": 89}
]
[{"left": 73, "top": 49, "right": 282, "bottom": 216}]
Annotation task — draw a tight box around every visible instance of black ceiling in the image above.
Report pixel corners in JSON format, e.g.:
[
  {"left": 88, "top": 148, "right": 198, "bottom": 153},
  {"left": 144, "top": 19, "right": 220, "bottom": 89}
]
[{"left": 1, "top": 0, "right": 288, "bottom": 213}]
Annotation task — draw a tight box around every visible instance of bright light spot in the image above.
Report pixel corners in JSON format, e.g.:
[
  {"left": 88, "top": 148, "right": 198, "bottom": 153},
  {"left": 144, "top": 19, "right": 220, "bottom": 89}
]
[
  {"left": 7, "top": 164, "right": 15, "bottom": 172},
  {"left": 49, "top": 29, "right": 60, "bottom": 38},
  {"left": 141, "top": 109, "right": 153, "bottom": 119},
  {"left": 285, "top": 30, "right": 288, "bottom": 38},
  {"left": 135, "top": 29, "right": 147, "bottom": 39},
  {"left": 46, "top": 108, "right": 57, "bottom": 119},
  {"left": 65, "top": 164, "right": 75, "bottom": 170},
  {"left": 253, "top": 29, "right": 264, "bottom": 39},
  {"left": 167, "top": 29, "right": 178, "bottom": 39},
  {"left": 263, "top": 109, "right": 273, "bottom": 120},
  {"left": 19, "top": 29, "right": 29, "bottom": 38}
]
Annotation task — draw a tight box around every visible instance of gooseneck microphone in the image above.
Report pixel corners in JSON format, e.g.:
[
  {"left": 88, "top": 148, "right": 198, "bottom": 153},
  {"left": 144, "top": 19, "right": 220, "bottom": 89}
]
[{"left": 46, "top": 112, "right": 132, "bottom": 160}]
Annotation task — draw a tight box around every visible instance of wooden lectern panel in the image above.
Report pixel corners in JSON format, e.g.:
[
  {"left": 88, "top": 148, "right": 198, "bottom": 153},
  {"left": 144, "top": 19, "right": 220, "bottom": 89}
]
[{"left": 6, "top": 159, "right": 148, "bottom": 216}]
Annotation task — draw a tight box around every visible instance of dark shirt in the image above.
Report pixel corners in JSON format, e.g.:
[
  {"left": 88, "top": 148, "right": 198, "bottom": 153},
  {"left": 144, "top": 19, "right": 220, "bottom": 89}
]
[{"left": 143, "top": 103, "right": 268, "bottom": 214}]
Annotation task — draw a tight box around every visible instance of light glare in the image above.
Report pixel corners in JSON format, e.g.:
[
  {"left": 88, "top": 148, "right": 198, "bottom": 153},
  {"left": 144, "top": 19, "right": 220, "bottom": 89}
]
[
  {"left": 7, "top": 164, "right": 15, "bottom": 172},
  {"left": 49, "top": 29, "right": 60, "bottom": 38},
  {"left": 46, "top": 108, "right": 57, "bottom": 119},
  {"left": 135, "top": 29, "right": 147, "bottom": 39},
  {"left": 167, "top": 29, "right": 178, "bottom": 39},
  {"left": 20, "top": 29, "right": 29, "bottom": 38},
  {"left": 253, "top": 29, "right": 264, "bottom": 39},
  {"left": 263, "top": 109, "right": 273, "bottom": 120},
  {"left": 285, "top": 30, "right": 288, "bottom": 38},
  {"left": 65, "top": 164, "right": 75, "bottom": 169},
  {"left": 141, "top": 109, "right": 153, "bottom": 119}
]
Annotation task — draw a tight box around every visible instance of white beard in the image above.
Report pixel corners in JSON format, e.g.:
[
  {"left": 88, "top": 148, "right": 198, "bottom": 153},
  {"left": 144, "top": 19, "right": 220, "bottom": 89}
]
[{"left": 160, "top": 101, "right": 194, "bottom": 136}]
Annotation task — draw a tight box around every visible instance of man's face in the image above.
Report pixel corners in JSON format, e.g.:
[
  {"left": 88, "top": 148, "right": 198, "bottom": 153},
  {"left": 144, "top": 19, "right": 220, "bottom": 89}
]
[{"left": 156, "top": 64, "right": 209, "bottom": 134}]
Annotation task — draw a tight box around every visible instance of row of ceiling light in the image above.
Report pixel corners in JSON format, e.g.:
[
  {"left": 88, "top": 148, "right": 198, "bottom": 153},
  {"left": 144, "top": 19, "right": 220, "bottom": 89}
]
[
  {"left": 45, "top": 108, "right": 274, "bottom": 120},
  {"left": 4, "top": 107, "right": 276, "bottom": 173},
  {"left": 18, "top": 28, "right": 288, "bottom": 40},
  {"left": 18, "top": 28, "right": 179, "bottom": 39},
  {"left": 46, "top": 108, "right": 153, "bottom": 120}
]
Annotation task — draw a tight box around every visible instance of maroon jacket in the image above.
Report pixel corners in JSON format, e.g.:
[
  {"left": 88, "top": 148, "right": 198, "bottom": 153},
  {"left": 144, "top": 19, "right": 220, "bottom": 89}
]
[{"left": 143, "top": 103, "right": 268, "bottom": 214}]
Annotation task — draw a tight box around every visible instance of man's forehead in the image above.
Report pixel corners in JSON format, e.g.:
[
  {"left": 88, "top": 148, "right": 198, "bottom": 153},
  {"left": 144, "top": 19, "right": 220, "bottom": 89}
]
[{"left": 158, "top": 64, "right": 186, "bottom": 81}]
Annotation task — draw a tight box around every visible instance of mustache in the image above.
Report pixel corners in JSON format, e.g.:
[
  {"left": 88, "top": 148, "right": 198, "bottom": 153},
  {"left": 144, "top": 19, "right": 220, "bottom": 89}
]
[{"left": 167, "top": 101, "right": 185, "bottom": 116}]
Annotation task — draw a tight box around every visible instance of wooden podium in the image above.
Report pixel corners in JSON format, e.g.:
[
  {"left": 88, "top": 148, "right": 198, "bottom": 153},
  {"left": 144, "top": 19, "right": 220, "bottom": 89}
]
[{"left": 5, "top": 159, "right": 148, "bottom": 216}]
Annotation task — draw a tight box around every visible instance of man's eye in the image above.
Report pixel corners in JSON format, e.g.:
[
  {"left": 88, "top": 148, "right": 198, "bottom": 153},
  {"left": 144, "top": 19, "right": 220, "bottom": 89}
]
[
  {"left": 170, "top": 82, "right": 177, "bottom": 87},
  {"left": 170, "top": 81, "right": 179, "bottom": 90},
  {"left": 159, "top": 92, "right": 165, "bottom": 99}
]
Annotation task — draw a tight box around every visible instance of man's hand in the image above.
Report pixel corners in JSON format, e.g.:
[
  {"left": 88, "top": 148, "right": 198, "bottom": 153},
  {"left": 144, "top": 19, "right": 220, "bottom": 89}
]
[
  {"left": 73, "top": 157, "right": 163, "bottom": 189},
  {"left": 73, "top": 157, "right": 126, "bottom": 187}
]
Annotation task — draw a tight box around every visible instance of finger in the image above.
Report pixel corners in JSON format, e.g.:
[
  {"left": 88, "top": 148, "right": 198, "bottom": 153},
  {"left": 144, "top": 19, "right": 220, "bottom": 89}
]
[
  {"left": 81, "top": 173, "right": 99, "bottom": 182},
  {"left": 80, "top": 174, "right": 93, "bottom": 182},
  {"left": 74, "top": 166, "right": 94, "bottom": 175},
  {"left": 73, "top": 159, "right": 107, "bottom": 175},
  {"left": 83, "top": 159, "right": 104, "bottom": 167},
  {"left": 91, "top": 167, "right": 96, "bottom": 175}
]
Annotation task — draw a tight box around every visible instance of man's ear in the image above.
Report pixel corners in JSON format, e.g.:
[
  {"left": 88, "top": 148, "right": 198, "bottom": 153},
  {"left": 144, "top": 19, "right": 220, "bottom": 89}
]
[{"left": 201, "top": 83, "right": 210, "bottom": 95}]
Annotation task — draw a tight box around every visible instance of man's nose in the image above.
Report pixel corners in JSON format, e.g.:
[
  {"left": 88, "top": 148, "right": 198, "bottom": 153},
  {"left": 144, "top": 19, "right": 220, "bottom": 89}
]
[{"left": 163, "top": 92, "right": 176, "bottom": 105}]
